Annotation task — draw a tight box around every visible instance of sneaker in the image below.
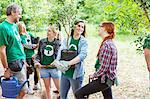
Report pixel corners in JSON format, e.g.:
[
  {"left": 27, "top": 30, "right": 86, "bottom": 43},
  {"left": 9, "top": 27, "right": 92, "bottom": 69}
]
[
  {"left": 33, "top": 84, "right": 40, "bottom": 90},
  {"left": 27, "top": 87, "right": 34, "bottom": 95}
]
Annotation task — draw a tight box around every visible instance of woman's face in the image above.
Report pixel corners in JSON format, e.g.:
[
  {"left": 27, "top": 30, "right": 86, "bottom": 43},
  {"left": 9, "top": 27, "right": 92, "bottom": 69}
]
[
  {"left": 47, "top": 27, "right": 57, "bottom": 38},
  {"left": 74, "top": 22, "right": 84, "bottom": 35},
  {"left": 98, "top": 24, "right": 106, "bottom": 37}
]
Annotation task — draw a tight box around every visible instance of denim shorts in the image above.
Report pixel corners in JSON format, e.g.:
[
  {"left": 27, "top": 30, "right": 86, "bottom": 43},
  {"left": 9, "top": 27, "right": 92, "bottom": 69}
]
[{"left": 40, "top": 68, "right": 61, "bottom": 78}]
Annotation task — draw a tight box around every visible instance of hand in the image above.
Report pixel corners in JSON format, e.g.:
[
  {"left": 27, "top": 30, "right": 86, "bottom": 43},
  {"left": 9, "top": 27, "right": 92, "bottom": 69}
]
[
  {"left": 34, "top": 62, "right": 41, "bottom": 68},
  {"left": 51, "top": 60, "right": 70, "bottom": 73},
  {"left": 89, "top": 74, "right": 94, "bottom": 80},
  {"left": 32, "top": 44, "right": 38, "bottom": 49},
  {"left": 89, "top": 74, "right": 98, "bottom": 81},
  {"left": 4, "top": 68, "right": 11, "bottom": 79},
  {"left": 60, "top": 61, "right": 69, "bottom": 68},
  {"left": 32, "top": 54, "right": 36, "bottom": 61}
]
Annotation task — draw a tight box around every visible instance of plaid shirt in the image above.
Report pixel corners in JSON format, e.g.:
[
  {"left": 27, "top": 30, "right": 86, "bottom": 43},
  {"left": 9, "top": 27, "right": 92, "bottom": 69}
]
[{"left": 93, "top": 39, "right": 117, "bottom": 83}]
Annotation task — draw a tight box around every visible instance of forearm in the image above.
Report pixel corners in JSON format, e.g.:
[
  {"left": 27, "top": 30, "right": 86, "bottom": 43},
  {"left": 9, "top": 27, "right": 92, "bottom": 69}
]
[
  {"left": 69, "top": 56, "right": 80, "bottom": 66},
  {"left": 144, "top": 48, "right": 150, "bottom": 71},
  {"left": 23, "top": 44, "right": 36, "bottom": 49},
  {"left": 0, "top": 46, "right": 8, "bottom": 68}
]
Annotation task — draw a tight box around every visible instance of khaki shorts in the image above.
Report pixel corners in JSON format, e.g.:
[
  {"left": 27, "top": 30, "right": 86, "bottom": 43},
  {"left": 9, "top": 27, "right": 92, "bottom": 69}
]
[{"left": 10, "top": 65, "right": 28, "bottom": 92}]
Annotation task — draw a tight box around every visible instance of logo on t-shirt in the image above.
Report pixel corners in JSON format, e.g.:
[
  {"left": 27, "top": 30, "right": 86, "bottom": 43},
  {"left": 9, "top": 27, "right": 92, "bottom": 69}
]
[
  {"left": 25, "top": 34, "right": 32, "bottom": 44},
  {"left": 69, "top": 44, "right": 77, "bottom": 51},
  {"left": 44, "top": 45, "right": 54, "bottom": 56}
]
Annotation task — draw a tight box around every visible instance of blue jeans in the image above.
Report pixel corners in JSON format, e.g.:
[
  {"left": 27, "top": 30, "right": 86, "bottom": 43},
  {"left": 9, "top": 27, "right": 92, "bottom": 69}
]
[{"left": 60, "top": 75, "right": 83, "bottom": 99}]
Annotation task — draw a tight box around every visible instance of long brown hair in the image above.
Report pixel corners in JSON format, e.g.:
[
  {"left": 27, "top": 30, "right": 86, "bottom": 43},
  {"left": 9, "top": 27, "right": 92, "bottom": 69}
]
[
  {"left": 100, "top": 21, "right": 115, "bottom": 48},
  {"left": 70, "top": 20, "right": 86, "bottom": 37}
]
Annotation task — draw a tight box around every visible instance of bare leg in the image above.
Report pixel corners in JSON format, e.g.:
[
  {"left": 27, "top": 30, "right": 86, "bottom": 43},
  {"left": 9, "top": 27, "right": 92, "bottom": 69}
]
[
  {"left": 42, "top": 78, "right": 51, "bottom": 99},
  {"left": 16, "top": 90, "right": 26, "bottom": 99},
  {"left": 52, "top": 78, "right": 60, "bottom": 93}
]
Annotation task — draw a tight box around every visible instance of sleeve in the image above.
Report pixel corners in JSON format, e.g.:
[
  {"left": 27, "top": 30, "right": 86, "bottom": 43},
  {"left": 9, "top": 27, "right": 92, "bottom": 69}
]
[
  {"left": 143, "top": 35, "right": 150, "bottom": 49},
  {"left": 78, "top": 38, "right": 88, "bottom": 61},
  {"left": 54, "top": 39, "right": 61, "bottom": 57},
  {"left": 0, "top": 26, "right": 9, "bottom": 47},
  {"left": 29, "top": 32, "right": 34, "bottom": 37},
  {"left": 93, "top": 44, "right": 112, "bottom": 78},
  {"left": 34, "top": 40, "right": 42, "bottom": 63},
  {"left": 56, "top": 39, "right": 67, "bottom": 60}
]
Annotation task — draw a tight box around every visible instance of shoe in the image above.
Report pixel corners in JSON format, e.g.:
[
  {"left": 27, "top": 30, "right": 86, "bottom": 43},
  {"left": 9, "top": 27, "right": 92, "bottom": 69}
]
[
  {"left": 33, "top": 84, "right": 40, "bottom": 90},
  {"left": 53, "top": 90, "right": 59, "bottom": 94},
  {"left": 27, "top": 87, "right": 34, "bottom": 95},
  {"left": 57, "top": 95, "right": 60, "bottom": 99}
]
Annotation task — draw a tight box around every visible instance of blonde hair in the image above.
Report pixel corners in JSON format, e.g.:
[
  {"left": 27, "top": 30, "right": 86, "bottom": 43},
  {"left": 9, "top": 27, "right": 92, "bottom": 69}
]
[
  {"left": 48, "top": 25, "right": 61, "bottom": 40},
  {"left": 17, "top": 22, "right": 26, "bottom": 35}
]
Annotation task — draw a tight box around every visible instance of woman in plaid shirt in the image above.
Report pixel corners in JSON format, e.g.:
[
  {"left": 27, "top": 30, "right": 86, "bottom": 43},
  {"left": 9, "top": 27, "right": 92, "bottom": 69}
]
[{"left": 75, "top": 21, "right": 118, "bottom": 99}]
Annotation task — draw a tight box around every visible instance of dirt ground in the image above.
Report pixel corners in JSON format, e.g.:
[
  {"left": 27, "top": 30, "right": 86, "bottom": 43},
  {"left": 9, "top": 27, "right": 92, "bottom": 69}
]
[{"left": 0, "top": 37, "right": 150, "bottom": 99}]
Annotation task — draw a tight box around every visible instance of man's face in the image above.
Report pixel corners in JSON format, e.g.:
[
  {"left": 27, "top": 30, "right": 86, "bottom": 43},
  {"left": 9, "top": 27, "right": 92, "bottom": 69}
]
[{"left": 12, "top": 9, "right": 22, "bottom": 23}]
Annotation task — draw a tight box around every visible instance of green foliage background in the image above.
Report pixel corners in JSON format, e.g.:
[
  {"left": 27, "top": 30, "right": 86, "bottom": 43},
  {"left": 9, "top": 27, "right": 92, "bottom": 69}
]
[
  {"left": 0, "top": 0, "right": 149, "bottom": 36},
  {"left": 0, "top": 0, "right": 149, "bottom": 53}
]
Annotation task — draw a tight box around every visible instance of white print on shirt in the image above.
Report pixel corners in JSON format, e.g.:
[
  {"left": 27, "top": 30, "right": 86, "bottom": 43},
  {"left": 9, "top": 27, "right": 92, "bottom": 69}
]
[
  {"left": 69, "top": 44, "right": 77, "bottom": 51},
  {"left": 25, "top": 33, "right": 32, "bottom": 45},
  {"left": 44, "top": 45, "right": 54, "bottom": 56}
]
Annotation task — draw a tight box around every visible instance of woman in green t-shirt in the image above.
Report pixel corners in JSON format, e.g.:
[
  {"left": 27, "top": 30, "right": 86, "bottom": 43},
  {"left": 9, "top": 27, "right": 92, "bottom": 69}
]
[
  {"left": 34, "top": 25, "right": 61, "bottom": 99},
  {"left": 52, "top": 20, "right": 88, "bottom": 99},
  {"left": 18, "top": 22, "right": 39, "bottom": 94}
]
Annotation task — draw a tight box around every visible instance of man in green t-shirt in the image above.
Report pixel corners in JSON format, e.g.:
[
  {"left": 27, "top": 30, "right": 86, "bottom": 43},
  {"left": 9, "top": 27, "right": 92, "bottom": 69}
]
[
  {"left": 143, "top": 34, "right": 150, "bottom": 72},
  {"left": 0, "top": 4, "right": 27, "bottom": 99}
]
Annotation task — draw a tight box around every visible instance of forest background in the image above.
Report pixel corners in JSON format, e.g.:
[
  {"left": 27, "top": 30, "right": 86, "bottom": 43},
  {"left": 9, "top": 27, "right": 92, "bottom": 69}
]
[{"left": 0, "top": 0, "right": 150, "bottom": 98}]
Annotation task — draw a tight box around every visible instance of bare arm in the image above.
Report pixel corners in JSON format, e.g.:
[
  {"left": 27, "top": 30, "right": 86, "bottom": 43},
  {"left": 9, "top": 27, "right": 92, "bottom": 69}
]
[
  {"left": 144, "top": 48, "right": 150, "bottom": 72},
  {"left": 69, "top": 56, "right": 80, "bottom": 66},
  {"left": 0, "top": 45, "right": 11, "bottom": 78},
  {"left": 0, "top": 45, "right": 8, "bottom": 69}
]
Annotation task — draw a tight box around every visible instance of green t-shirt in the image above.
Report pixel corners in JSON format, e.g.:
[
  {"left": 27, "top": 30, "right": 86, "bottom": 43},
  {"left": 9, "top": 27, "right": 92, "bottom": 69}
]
[
  {"left": 20, "top": 32, "right": 34, "bottom": 58},
  {"left": 95, "top": 59, "right": 101, "bottom": 71},
  {"left": 0, "top": 20, "right": 25, "bottom": 63},
  {"left": 41, "top": 40, "right": 55, "bottom": 68},
  {"left": 63, "top": 37, "right": 79, "bottom": 78},
  {"left": 143, "top": 34, "right": 150, "bottom": 49}
]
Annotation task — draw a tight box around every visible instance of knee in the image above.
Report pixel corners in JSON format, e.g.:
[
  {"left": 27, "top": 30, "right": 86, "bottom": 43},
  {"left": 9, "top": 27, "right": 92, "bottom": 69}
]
[{"left": 45, "top": 87, "right": 50, "bottom": 92}]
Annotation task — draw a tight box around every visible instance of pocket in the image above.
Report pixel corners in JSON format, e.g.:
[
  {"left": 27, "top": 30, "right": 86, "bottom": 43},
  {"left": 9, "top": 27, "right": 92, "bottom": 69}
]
[{"left": 8, "top": 59, "right": 24, "bottom": 72}]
